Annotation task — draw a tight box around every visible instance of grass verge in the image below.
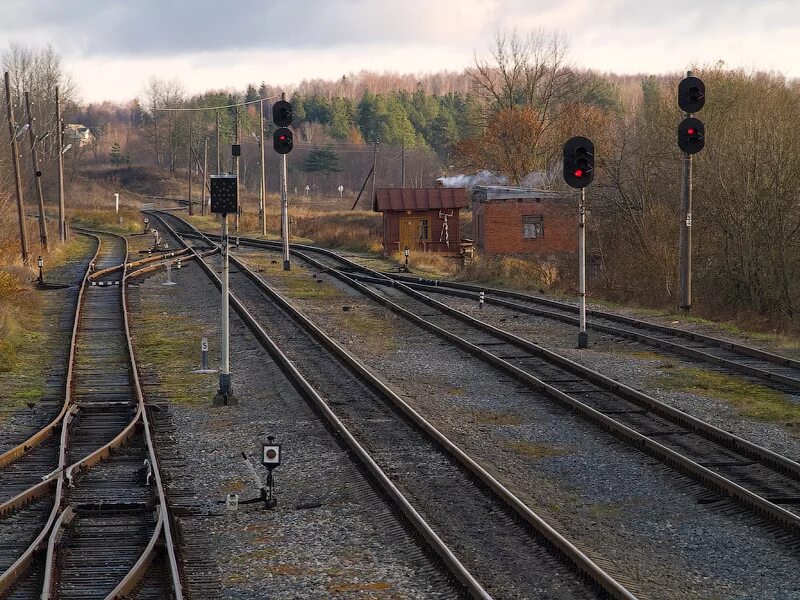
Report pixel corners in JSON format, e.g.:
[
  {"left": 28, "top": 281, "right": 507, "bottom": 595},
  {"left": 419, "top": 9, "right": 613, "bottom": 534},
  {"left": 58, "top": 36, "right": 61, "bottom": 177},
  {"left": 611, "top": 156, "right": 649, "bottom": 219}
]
[
  {"left": 0, "top": 235, "right": 93, "bottom": 420},
  {"left": 651, "top": 366, "right": 800, "bottom": 429},
  {"left": 132, "top": 293, "right": 217, "bottom": 406}
]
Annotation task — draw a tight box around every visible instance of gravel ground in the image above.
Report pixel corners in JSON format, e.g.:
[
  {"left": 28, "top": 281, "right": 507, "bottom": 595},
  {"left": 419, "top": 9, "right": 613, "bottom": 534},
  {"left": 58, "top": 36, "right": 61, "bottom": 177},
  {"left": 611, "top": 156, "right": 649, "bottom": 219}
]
[
  {"left": 0, "top": 235, "right": 94, "bottom": 452},
  {"left": 233, "top": 246, "right": 800, "bottom": 600},
  {"left": 128, "top": 258, "right": 461, "bottom": 600},
  {"left": 419, "top": 291, "right": 800, "bottom": 463}
]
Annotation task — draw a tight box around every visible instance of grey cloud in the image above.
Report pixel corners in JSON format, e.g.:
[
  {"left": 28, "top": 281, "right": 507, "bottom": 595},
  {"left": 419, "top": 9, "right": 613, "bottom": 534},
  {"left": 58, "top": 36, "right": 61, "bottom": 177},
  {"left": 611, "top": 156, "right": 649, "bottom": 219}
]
[{"left": 2, "top": 0, "right": 490, "bottom": 56}]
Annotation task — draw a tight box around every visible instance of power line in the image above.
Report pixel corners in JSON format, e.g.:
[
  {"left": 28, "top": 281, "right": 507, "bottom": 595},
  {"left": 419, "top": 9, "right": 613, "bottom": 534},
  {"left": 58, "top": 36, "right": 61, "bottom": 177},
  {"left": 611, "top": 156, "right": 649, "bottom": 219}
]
[{"left": 152, "top": 94, "right": 281, "bottom": 112}]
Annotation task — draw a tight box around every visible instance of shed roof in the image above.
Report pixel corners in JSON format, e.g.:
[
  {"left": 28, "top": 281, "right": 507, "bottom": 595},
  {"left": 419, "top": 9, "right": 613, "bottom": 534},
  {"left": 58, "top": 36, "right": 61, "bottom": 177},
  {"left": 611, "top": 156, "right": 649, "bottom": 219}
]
[
  {"left": 472, "top": 185, "right": 566, "bottom": 203},
  {"left": 373, "top": 188, "right": 469, "bottom": 212}
]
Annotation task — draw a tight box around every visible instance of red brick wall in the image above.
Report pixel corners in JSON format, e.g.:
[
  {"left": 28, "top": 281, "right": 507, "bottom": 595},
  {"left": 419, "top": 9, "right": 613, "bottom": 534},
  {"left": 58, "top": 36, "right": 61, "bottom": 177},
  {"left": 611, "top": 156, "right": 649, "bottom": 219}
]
[{"left": 476, "top": 200, "right": 576, "bottom": 255}]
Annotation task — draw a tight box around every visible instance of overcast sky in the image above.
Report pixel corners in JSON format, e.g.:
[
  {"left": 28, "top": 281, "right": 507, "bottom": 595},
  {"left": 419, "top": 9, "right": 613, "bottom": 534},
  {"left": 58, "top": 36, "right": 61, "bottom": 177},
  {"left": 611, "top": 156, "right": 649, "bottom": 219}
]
[{"left": 1, "top": 0, "right": 796, "bottom": 103}]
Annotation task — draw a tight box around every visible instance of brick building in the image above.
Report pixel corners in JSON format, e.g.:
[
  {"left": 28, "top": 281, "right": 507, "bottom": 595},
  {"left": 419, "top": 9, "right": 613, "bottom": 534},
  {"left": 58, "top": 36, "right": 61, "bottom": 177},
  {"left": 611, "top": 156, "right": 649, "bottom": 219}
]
[
  {"left": 472, "top": 186, "right": 575, "bottom": 256},
  {"left": 373, "top": 188, "right": 469, "bottom": 255}
]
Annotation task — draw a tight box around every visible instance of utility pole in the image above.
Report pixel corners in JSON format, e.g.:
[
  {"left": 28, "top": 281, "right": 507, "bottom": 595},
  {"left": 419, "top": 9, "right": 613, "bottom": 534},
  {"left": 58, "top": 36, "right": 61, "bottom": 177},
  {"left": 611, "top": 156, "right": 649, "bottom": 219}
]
[
  {"left": 259, "top": 98, "right": 267, "bottom": 237},
  {"left": 187, "top": 117, "right": 193, "bottom": 216},
  {"left": 233, "top": 106, "right": 240, "bottom": 232},
  {"left": 24, "top": 91, "right": 49, "bottom": 251},
  {"left": 369, "top": 139, "right": 379, "bottom": 210},
  {"left": 201, "top": 137, "right": 208, "bottom": 216},
  {"left": 56, "top": 86, "right": 66, "bottom": 242},
  {"left": 215, "top": 110, "right": 221, "bottom": 175},
  {"left": 5, "top": 72, "right": 29, "bottom": 264},
  {"left": 401, "top": 142, "right": 406, "bottom": 188}
]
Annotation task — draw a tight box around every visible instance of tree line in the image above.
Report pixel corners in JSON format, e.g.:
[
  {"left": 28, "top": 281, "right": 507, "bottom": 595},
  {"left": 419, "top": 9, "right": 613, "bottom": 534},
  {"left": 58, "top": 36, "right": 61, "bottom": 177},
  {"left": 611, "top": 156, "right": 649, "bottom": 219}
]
[{"left": 2, "top": 37, "right": 798, "bottom": 330}]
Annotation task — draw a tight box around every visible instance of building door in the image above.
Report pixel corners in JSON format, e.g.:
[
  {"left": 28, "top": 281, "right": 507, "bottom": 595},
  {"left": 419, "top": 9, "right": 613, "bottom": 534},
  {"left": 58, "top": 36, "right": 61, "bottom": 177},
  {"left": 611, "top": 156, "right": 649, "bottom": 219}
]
[{"left": 399, "top": 218, "right": 425, "bottom": 250}]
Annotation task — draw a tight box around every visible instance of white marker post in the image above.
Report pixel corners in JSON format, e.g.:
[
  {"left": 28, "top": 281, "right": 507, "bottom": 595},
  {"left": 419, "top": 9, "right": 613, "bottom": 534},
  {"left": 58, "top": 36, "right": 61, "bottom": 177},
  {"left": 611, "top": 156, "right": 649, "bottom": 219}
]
[{"left": 115, "top": 192, "right": 119, "bottom": 213}]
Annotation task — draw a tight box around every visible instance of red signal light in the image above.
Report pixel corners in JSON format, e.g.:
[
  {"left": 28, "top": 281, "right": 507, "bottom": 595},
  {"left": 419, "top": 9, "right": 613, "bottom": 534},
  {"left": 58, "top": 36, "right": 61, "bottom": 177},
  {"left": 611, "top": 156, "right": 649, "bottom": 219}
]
[
  {"left": 687, "top": 128, "right": 696, "bottom": 135},
  {"left": 574, "top": 169, "right": 583, "bottom": 178},
  {"left": 279, "top": 135, "right": 287, "bottom": 141}
]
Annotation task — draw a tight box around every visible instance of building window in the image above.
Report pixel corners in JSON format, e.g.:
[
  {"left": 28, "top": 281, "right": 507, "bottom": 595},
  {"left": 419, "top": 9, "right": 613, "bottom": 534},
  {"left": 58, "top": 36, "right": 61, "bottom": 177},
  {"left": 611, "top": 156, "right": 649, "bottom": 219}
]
[
  {"left": 522, "top": 215, "right": 544, "bottom": 239},
  {"left": 418, "top": 219, "right": 429, "bottom": 240}
]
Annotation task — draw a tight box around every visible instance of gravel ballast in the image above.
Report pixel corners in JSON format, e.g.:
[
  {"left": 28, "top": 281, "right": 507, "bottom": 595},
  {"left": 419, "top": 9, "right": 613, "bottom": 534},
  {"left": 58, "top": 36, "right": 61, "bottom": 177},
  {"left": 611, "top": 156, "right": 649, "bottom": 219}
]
[
  {"left": 231, "top": 246, "right": 800, "bottom": 600},
  {"left": 128, "top": 258, "right": 460, "bottom": 599}
]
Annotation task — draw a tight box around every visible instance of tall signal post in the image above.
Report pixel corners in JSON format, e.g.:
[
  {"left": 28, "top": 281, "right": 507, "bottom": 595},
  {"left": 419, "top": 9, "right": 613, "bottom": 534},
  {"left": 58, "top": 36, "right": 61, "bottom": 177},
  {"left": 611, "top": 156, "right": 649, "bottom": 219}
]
[
  {"left": 211, "top": 172, "right": 239, "bottom": 406},
  {"left": 272, "top": 96, "right": 293, "bottom": 270},
  {"left": 677, "top": 73, "right": 706, "bottom": 312},
  {"left": 563, "top": 136, "right": 595, "bottom": 349}
]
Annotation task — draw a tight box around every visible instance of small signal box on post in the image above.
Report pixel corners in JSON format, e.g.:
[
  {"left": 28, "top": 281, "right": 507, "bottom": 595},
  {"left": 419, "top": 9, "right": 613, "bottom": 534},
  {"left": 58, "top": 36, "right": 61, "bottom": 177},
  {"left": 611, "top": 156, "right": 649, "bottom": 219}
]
[
  {"left": 272, "top": 99, "right": 293, "bottom": 155},
  {"left": 210, "top": 175, "right": 238, "bottom": 215},
  {"left": 273, "top": 128, "right": 293, "bottom": 154},
  {"left": 563, "top": 136, "right": 595, "bottom": 189},
  {"left": 261, "top": 436, "right": 281, "bottom": 469},
  {"left": 678, "top": 76, "right": 705, "bottom": 113},
  {"left": 678, "top": 117, "right": 705, "bottom": 154},
  {"left": 272, "top": 100, "right": 292, "bottom": 127}
]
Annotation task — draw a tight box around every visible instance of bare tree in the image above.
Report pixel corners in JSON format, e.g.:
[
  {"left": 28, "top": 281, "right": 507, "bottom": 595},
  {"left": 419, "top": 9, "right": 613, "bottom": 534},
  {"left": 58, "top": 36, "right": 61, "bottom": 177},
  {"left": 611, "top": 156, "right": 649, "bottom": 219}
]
[{"left": 456, "top": 30, "right": 585, "bottom": 184}]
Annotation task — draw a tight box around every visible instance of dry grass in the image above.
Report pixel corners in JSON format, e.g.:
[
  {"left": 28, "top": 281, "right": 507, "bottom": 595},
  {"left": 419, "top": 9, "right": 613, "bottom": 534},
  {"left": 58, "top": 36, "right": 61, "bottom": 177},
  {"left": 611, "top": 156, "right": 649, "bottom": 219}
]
[
  {"left": 502, "top": 440, "right": 570, "bottom": 459},
  {"left": 471, "top": 410, "right": 522, "bottom": 426},
  {"left": 0, "top": 235, "right": 93, "bottom": 418},
  {"left": 131, "top": 289, "right": 218, "bottom": 406},
  {"left": 651, "top": 367, "right": 800, "bottom": 430},
  {"left": 456, "top": 254, "right": 564, "bottom": 292}
]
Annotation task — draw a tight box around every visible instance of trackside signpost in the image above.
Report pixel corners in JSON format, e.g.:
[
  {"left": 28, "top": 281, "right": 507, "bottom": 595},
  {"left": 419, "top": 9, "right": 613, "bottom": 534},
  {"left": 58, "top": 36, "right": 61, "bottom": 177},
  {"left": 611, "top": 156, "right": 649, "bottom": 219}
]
[
  {"left": 272, "top": 96, "right": 293, "bottom": 270},
  {"left": 211, "top": 173, "right": 238, "bottom": 406},
  {"left": 677, "top": 72, "right": 706, "bottom": 312},
  {"left": 563, "top": 135, "right": 595, "bottom": 349}
]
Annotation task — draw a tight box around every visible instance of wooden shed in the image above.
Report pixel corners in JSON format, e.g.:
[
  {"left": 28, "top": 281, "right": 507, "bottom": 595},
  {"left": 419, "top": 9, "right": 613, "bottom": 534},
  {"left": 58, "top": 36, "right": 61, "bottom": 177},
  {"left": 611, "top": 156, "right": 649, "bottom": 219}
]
[
  {"left": 472, "top": 186, "right": 575, "bottom": 256},
  {"left": 373, "top": 188, "right": 469, "bottom": 255}
]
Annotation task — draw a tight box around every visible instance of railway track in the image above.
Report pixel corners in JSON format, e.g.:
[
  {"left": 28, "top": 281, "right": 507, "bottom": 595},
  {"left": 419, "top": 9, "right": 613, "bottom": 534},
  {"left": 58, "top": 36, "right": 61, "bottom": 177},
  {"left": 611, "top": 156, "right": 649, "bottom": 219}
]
[
  {"left": 384, "top": 275, "right": 800, "bottom": 391},
  {"left": 151, "top": 210, "right": 638, "bottom": 599},
  {"left": 0, "top": 230, "right": 183, "bottom": 600},
  {"left": 170, "top": 222, "right": 800, "bottom": 541}
]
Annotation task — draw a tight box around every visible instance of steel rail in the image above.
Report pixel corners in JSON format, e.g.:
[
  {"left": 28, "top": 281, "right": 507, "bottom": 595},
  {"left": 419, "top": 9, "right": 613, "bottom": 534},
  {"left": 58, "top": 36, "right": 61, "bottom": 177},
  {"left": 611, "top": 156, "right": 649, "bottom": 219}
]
[
  {"left": 0, "top": 233, "right": 100, "bottom": 468},
  {"left": 149, "top": 212, "right": 494, "bottom": 599},
  {"left": 152, "top": 209, "right": 638, "bottom": 600},
  {"left": 383, "top": 274, "right": 800, "bottom": 388},
  {"left": 182, "top": 228, "right": 800, "bottom": 535},
  {"left": 113, "top": 236, "right": 184, "bottom": 600},
  {"left": 214, "top": 235, "right": 800, "bottom": 474},
  {"left": 89, "top": 247, "right": 191, "bottom": 281},
  {"left": 1, "top": 230, "right": 183, "bottom": 599},
  {"left": 189, "top": 231, "right": 800, "bottom": 390}
]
